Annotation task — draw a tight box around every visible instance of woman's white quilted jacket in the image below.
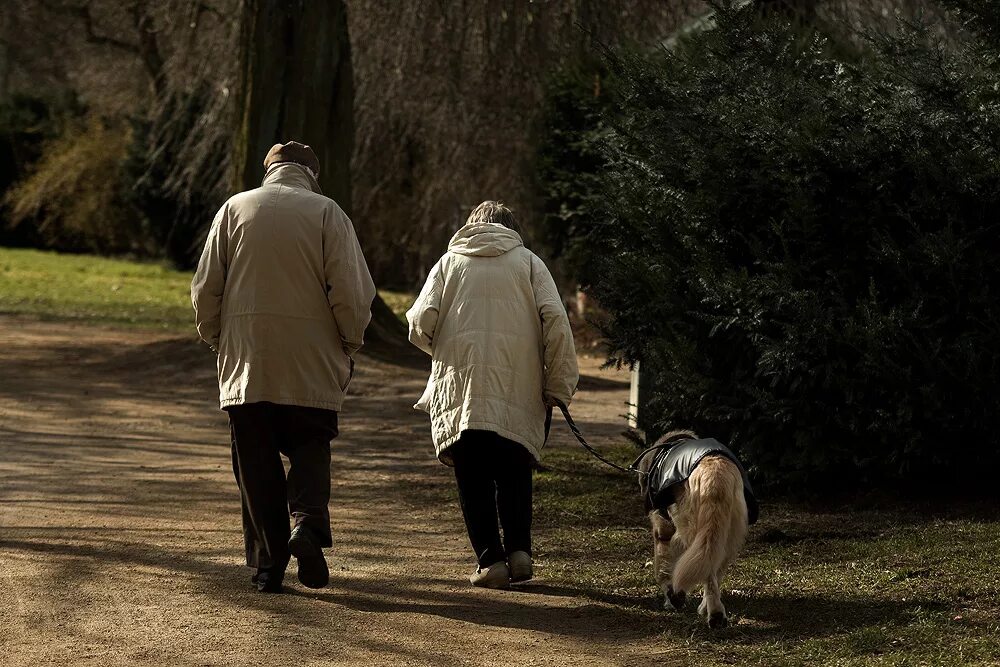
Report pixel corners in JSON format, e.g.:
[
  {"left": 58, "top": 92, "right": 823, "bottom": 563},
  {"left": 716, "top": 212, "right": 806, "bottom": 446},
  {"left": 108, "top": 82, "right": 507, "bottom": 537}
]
[{"left": 406, "top": 223, "right": 579, "bottom": 464}]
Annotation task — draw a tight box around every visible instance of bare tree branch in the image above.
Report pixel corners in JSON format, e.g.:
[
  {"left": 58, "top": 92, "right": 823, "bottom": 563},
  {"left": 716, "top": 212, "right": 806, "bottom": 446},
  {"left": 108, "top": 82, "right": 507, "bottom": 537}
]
[
  {"left": 128, "top": 2, "right": 166, "bottom": 95},
  {"left": 193, "top": 1, "right": 225, "bottom": 22},
  {"left": 41, "top": 0, "right": 142, "bottom": 54},
  {"left": 38, "top": 1, "right": 167, "bottom": 95}
]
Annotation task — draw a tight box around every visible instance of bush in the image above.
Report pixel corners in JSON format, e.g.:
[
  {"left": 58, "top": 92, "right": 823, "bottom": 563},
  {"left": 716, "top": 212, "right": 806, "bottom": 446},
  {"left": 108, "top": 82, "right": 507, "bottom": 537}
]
[
  {"left": 3, "top": 116, "right": 149, "bottom": 255},
  {"left": 0, "top": 94, "right": 80, "bottom": 246},
  {"left": 0, "top": 90, "right": 224, "bottom": 266},
  {"left": 576, "top": 4, "right": 1000, "bottom": 491}
]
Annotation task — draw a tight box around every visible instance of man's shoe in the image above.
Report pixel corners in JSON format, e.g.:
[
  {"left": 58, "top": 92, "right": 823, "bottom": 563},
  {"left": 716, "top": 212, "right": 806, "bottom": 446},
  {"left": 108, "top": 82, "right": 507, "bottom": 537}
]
[
  {"left": 288, "top": 525, "right": 329, "bottom": 589},
  {"left": 508, "top": 551, "right": 533, "bottom": 583},
  {"left": 470, "top": 561, "right": 511, "bottom": 589},
  {"left": 255, "top": 569, "right": 284, "bottom": 594}
]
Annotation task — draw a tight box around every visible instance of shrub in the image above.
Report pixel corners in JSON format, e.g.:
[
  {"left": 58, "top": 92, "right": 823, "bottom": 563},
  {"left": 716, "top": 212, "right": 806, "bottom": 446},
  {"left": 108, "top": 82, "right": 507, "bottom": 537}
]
[
  {"left": 578, "top": 4, "right": 1000, "bottom": 491},
  {"left": 3, "top": 116, "right": 149, "bottom": 255},
  {"left": 0, "top": 94, "right": 80, "bottom": 246}
]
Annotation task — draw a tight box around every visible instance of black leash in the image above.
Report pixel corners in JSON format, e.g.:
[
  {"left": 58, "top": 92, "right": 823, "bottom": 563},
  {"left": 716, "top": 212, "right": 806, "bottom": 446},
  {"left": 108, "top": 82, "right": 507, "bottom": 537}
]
[
  {"left": 546, "top": 399, "right": 638, "bottom": 475},
  {"left": 545, "top": 399, "right": 691, "bottom": 477}
]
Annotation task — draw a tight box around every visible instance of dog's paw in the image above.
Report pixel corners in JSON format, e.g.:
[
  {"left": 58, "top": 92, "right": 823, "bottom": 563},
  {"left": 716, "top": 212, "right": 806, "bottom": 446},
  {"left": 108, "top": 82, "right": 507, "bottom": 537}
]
[
  {"left": 708, "top": 611, "right": 729, "bottom": 629},
  {"left": 665, "top": 586, "right": 687, "bottom": 611}
]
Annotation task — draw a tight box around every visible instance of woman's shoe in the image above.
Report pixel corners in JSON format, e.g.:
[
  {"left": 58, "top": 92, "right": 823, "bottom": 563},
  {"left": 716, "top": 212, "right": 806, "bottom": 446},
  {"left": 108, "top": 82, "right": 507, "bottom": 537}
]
[
  {"left": 508, "top": 551, "right": 533, "bottom": 583},
  {"left": 470, "top": 561, "right": 511, "bottom": 589}
]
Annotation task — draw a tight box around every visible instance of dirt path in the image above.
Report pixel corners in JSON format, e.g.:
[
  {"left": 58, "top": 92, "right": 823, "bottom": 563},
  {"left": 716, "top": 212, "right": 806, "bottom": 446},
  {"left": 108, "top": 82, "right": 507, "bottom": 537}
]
[{"left": 0, "top": 316, "right": 677, "bottom": 666}]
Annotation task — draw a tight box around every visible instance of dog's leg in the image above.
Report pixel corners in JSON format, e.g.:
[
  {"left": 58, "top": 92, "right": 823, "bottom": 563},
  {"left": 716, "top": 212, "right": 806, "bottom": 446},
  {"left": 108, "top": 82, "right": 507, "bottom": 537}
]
[
  {"left": 653, "top": 534, "right": 671, "bottom": 590},
  {"left": 664, "top": 534, "right": 688, "bottom": 610},
  {"left": 651, "top": 512, "right": 687, "bottom": 610},
  {"left": 703, "top": 574, "right": 728, "bottom": 629},
  {"left": 650, "top": 512, "right": 674, "bottom": 592}
]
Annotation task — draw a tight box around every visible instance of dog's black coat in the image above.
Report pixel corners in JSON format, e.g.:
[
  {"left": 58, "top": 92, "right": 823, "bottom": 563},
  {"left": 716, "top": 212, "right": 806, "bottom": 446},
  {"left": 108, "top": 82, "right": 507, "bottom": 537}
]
[{"left": 645, "top": 438, "right": 759, "bottom": 525}]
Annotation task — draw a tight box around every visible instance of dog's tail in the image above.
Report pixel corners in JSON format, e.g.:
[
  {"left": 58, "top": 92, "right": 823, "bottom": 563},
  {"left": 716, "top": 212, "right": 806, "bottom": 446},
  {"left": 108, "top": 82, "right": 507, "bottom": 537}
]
[{"left": 671, "top": 456, "right": 748, "bottom": 594}]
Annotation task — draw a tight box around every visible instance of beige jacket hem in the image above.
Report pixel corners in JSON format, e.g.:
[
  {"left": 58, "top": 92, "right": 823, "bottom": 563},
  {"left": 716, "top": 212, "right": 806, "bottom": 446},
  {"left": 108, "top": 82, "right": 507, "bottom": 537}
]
[{"left": 220, "top": 395, "right": 344, "bottom": 411}]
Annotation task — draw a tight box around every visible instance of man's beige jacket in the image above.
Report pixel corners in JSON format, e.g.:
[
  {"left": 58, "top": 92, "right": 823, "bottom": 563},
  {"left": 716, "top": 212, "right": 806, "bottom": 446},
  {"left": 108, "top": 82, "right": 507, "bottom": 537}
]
[
  {"left": 192, "top": 163, "right": 376, "bottom": 411},
  {"left": 406, "top": 222, "right": 579, "bottom": 464}
]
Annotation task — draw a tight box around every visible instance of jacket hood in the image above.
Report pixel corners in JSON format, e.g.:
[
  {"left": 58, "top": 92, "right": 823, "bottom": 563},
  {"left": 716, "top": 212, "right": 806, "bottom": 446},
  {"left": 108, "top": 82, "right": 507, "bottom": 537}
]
[
  {"left": 447, "top": 222, "right": 523, "bottom": 257},
  {"left": 262, "top": 162, "right": 323, "bottom": 195}
]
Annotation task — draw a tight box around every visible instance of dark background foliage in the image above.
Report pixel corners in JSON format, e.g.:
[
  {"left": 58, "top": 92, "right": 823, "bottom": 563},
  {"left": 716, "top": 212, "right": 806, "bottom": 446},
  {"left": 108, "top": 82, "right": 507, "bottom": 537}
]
[
  {"left": 0, "top": 0, "right": 704, "bottom": 276},
  {"left": 0, "top": 93, "right": 80, "bottom": 247},
  {"left": 534, "top": 59, "right": 617, "bottom": 289},
  {"left": 544, "top": 3, "right": 1000, "bottom": 490}
]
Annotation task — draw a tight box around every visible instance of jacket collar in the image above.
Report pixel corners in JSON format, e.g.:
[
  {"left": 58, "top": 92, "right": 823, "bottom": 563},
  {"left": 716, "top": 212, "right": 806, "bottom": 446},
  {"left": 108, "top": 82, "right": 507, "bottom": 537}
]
[
  {"left": 447, "top": 222, "right": 523, "bottom": 257},
  {"left": 261, "top": 162, "right": 323, "bottom": 195}
]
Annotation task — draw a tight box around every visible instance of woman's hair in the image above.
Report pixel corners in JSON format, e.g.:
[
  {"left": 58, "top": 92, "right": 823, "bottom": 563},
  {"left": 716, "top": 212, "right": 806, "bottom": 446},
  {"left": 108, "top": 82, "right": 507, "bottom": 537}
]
[{"left": 466, "top": 200, "right": 517, "bottom": 230}]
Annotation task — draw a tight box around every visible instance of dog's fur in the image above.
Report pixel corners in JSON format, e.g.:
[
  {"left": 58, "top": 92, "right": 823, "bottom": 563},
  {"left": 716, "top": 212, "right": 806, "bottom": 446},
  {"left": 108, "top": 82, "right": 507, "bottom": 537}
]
[{"left": 638, "top": 430, "right": 749, "bottom": 629}]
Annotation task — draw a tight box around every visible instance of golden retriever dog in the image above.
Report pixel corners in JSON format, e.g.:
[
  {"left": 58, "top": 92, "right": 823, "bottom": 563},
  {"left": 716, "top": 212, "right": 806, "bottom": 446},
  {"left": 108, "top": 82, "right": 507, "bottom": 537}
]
[{"left": 636, "top": 431, "right": 758, "bottom": 629}]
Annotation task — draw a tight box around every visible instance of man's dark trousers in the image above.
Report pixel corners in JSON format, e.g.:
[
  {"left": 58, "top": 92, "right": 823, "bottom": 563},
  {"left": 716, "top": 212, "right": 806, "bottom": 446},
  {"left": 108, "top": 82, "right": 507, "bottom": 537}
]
[{"left": 227, "top": 401, "right": 339, "bottom": 572}]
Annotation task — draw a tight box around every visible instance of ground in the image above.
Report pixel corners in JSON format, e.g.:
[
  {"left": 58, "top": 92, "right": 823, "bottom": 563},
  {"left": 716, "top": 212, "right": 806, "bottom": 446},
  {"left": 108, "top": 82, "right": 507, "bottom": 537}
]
[
  {"left": 0, "top": 316, "right": 674, "bottom": 666},
  {"left": 1, "top": 249, "right": 999, "bottom": 666}
]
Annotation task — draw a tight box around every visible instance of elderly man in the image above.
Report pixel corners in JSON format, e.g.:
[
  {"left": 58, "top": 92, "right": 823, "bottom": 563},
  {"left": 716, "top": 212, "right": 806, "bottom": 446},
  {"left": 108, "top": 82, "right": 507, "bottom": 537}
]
[{"left": 192, "top": 141, "right": 376, "bottom": 593}]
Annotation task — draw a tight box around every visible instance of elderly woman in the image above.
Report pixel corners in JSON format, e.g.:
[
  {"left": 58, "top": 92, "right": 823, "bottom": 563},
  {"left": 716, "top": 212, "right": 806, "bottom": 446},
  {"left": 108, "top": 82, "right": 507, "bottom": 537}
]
[{"left": 407, "top": 201, "right": 579, "bottom": 589}]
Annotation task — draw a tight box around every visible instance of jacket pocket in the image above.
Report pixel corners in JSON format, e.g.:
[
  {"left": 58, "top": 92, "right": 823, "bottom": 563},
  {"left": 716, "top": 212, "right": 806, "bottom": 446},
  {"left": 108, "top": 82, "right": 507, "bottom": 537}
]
[
  {"left": 415, "top": 376, "right": 434, "bottom": 412},
  {"left": 341, "top": 356, "right": 355, "bottom": 393}
]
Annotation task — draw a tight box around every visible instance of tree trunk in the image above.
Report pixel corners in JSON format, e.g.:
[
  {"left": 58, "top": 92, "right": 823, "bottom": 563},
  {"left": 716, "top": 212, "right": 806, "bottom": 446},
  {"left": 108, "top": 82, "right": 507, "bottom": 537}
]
[
  {"left": 233, "top": 0, "right": 405, "bottom": 345},
  {"left": 0, "top": 42, "right": 8, "bottom": 104},
  {"left": 234, "top": 0, "right": 353, "bottom": 203}
]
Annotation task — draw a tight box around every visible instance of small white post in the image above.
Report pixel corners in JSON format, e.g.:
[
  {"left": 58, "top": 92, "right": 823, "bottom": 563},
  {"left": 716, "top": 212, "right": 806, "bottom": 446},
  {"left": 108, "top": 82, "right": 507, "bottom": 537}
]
[{"left": 628, "top": 360, "right": 640, "bottom": 429}]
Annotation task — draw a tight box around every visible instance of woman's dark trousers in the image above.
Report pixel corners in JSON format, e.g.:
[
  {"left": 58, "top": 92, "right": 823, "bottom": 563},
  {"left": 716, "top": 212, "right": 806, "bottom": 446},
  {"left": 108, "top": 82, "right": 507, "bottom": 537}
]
[
  {"left": 450, "top": 430, "right": 534, "bottom": 567},
  {"left": 227, "top": 402, "right": 339, "bottom": 572}
]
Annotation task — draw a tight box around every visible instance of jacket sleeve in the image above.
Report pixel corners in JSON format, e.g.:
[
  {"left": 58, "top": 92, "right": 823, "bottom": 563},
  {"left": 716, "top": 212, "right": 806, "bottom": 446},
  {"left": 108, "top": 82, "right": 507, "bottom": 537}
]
[
  {"left": 530, "top": 254, "right": 579, "bottom": 406},
  {"left": 324, "top": 204, "right": 377, "bottom": 356},
  {"left": 191, "top": 204, "right": 229, "bottom": 351},
  {"left": 406, "top": 258, "right": 444, "bottom": 356}
]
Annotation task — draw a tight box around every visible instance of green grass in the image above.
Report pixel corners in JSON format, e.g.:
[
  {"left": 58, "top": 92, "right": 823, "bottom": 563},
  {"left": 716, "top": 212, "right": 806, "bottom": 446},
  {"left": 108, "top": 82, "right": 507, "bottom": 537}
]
[
  {"left": 529, "top": 441, "right": 1000, "bottom": 666},
  {"left": 0, "top": 247, "right": 194, "bottom": 330},
  {"left": 379, "top": 289, "right": 416, "bottom": 323},
  {"left": 0, "top": 247, "right": 414, "bottom": 330}
]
